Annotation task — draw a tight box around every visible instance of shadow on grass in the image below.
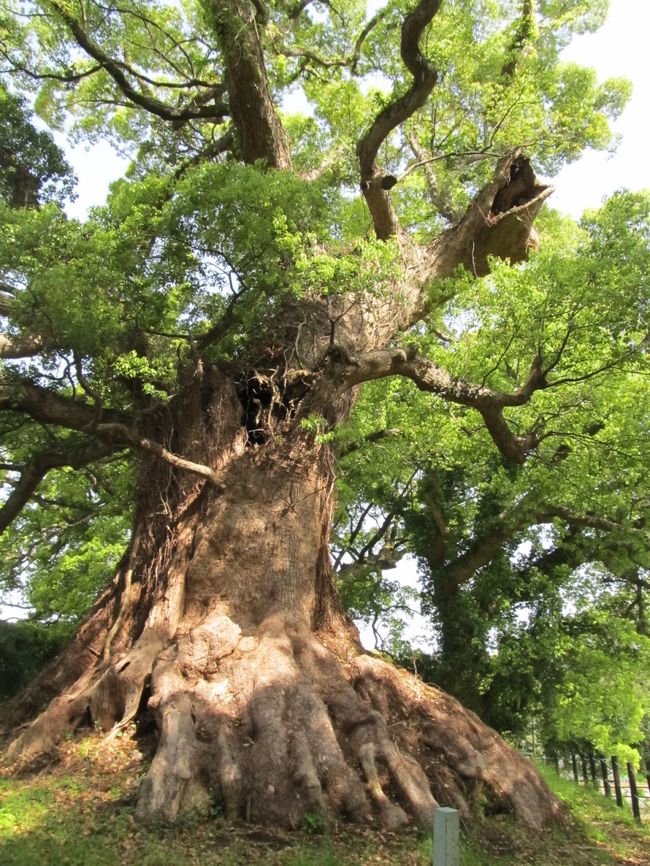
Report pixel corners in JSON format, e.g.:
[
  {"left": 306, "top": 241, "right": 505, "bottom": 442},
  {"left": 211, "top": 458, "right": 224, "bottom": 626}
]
[{"left": 1, "top": 740, "right": 649, "bottom": 866}]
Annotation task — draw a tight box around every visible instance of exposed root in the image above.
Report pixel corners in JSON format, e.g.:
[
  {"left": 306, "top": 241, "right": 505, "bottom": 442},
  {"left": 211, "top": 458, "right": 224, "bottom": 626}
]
[
  {"left": 352, "top": 653, "right": 561, "bottom": 830},
  {"left": 4, "top": 631, "right": 164, "bottom": 768},
  {"left": 3, "top": 612, "right": 564, "bottom": 833}
]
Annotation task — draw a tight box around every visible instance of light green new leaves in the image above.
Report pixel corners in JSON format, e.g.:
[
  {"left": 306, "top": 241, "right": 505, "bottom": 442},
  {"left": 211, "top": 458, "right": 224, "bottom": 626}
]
[
  {"left": 0, "top": 453, "right": 133, "bottom": 624},
  {"left": 12, "top": 0, "right": 217, "bottom": 143},
  {"left": 157, "top": 162, "right": 398, "bottom": 355},
  {"left": 541, "top": 600, "right": 650, "bottom": 762},
  {"left": 1, "top": 173, "right": 191, "bottom": 387}
]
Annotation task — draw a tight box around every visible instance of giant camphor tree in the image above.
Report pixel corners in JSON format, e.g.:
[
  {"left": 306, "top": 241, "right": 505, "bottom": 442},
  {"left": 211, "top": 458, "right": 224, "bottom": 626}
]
[{"left": 0, "top": 0, "right": 638, "bottom": 832}]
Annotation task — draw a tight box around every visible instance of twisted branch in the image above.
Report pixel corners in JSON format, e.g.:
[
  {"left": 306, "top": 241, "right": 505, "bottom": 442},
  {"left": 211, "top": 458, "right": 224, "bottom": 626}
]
[{"left": 357, "top": 0, "right": 442, "bottom": 239}]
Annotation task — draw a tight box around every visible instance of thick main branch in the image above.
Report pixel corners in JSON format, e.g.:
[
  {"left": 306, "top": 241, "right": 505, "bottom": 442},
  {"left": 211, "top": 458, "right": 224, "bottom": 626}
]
[
  {"left": 357, "top": 0, "right": 441, "bottom": 239},
  {"left": 205, "top": 0, "right": 291, "bottom": 168},
  {"left": 0, "top": 380, "right": 129, "bottom": 431},
  {"left": 340, "top": 346, "right": 548, "bottom": 463}
]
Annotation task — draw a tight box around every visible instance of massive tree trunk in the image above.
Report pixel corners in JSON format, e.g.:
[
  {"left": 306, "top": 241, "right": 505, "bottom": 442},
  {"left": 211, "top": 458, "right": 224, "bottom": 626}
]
[{"left": 2, "top": 366, "right": 562, "bottom": 832}]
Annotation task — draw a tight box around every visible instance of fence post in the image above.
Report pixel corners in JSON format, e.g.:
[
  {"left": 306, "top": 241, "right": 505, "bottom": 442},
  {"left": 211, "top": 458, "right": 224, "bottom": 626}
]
[
  {"left": 433, "top": 807, "right": 460, "bottom": 866},
  {"left": 611, "top": 756, "right": 624, "bottom": 808},
  {"left": 572, "top": 754, "right": 579, "bottom": 783},
  {"left": 600, "top": 757, "right": 611, "bottom": 797},
  {"left": 589, "top": 754, "right": 597, "bottom": 787},
  {"left": 627, "top": 762, "right": 642, "bottom": 823}
]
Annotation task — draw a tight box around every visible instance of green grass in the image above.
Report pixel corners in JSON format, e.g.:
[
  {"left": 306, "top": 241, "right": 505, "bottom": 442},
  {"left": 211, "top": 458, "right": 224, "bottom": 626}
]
[{"left": 1, "top": 734, "right": 648, "bottom": 866}]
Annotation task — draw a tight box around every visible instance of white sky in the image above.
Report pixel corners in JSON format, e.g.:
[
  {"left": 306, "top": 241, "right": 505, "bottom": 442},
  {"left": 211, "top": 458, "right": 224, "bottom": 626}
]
[{"left": 550, "top": 0, "right": 650, "bottom": 215}]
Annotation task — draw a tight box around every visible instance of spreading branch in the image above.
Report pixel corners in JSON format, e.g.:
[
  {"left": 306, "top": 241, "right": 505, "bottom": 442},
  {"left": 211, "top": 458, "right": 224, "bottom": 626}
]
[
  {"left": 0, "top": 380, "right": 129, "bottom": 432},
  {"left": 439, "top": 524, "right": 516, "bottom": 590},
  {"left": 0, "top": 438, "right": 119, "bottom": 534},
  {"left": 278, "top": 7, "right": 387, "bottom": 75},
  {"left": 428, "top": 495, "right": 644, "bottom": 597},
  {"left": 48, "top": 1, "right": 229, "bottom": 125},
  {"left": 543, "top": 505, "right": 649, "bottom": 540},
  {"left": 337, "top": 346, "right": 549, "bottom": 464}
]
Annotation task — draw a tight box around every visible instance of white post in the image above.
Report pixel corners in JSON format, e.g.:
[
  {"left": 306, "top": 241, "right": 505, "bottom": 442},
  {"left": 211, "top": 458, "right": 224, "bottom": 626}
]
[{"left": 433, "top": 806, "right": 460, "bottom": 866}]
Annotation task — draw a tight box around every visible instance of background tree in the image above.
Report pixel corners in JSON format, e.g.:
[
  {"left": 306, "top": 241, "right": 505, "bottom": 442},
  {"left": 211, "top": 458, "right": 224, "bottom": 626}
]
[
  {"left": 334, "top": 197, "right": 650, "bottom": 752},
  {"left": 0, "top": 0, "right": 639, "bottom": 832}
]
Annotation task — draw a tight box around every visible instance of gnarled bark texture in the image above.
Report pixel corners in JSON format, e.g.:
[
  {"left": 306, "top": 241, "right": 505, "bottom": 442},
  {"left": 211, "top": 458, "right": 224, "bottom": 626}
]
[{"left": 2, "top": 369, "right": 562, "bottom": 832}]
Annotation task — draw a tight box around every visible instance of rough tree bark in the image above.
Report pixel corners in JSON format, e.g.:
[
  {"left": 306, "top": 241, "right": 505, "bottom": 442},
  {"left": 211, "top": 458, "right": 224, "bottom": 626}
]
[
  {"left": 1, "top": 0, "right": 564, "bottom": 834},
  {"left": 1, "top": 373, "right": 561, "bottom": 830}
]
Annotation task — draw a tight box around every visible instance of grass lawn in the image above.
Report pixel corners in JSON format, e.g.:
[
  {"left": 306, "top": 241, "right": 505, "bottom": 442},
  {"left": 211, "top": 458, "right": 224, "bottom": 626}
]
[{"left": 1, "top": 731, "right": 648, "bottom": 865}]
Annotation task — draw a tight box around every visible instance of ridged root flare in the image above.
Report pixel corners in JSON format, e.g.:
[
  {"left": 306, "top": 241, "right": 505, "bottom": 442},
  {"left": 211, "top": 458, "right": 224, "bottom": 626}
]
[{"left": 3, "top": 611, "right": 563, "bottom": 832}]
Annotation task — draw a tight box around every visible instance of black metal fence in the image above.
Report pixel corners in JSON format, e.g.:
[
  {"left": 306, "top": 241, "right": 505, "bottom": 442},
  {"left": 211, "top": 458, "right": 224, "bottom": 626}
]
[{"left": 545, "top": 752, "right": 650, "bottom": 823}]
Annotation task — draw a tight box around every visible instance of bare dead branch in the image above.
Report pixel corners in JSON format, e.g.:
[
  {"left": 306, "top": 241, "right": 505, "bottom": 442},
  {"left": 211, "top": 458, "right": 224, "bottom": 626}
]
[
  {"left": 333, "top": 501, "right": 374, "bottom": 570},
  {"left": 356, "top": 510, "right": 398, "bottom": 563},
  {"left": 94, "top": 422, "right": 225, "bottom": 488},
  {"left": 336, "top": 542, "right": 405, "bottom": 580}
]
